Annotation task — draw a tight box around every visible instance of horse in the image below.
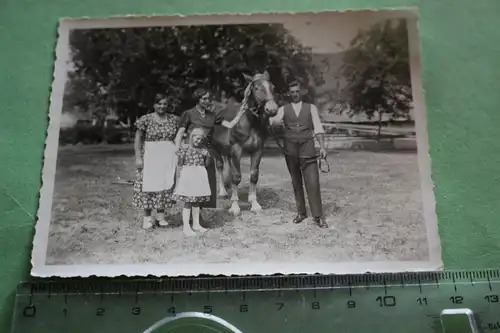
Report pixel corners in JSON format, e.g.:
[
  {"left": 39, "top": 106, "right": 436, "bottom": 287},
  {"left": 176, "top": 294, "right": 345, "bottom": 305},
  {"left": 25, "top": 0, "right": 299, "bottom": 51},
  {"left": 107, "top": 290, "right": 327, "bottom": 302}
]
[{"left": 211, "top": 70, "right": 279, "bottom": 216}]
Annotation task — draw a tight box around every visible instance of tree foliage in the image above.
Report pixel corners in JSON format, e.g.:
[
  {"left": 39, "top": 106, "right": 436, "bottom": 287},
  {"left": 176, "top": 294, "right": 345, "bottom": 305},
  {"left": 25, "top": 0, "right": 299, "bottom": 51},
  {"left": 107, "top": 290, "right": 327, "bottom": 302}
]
[
  {"left": 63, "top": 24, "right": 323, "bottom": 123},
  {"left": 339, "top": 19, "right": 413, "bottom": 127}
]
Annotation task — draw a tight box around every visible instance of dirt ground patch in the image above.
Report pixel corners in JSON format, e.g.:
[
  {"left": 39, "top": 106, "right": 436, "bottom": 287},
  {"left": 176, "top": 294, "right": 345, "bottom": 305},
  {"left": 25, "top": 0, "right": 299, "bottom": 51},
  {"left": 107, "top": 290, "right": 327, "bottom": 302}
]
[{"left": 46, "top": 144, "right": 429, "bottom": 265}]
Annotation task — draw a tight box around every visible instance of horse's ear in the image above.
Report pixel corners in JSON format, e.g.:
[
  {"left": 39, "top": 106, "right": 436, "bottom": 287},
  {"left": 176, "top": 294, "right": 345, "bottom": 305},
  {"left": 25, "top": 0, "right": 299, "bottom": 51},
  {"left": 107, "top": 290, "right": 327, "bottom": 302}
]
[
  {"left": 263, "top": 70, "right": 270, "bottom": 80},
  {"left": 242, "top": 73, "right": 253, "bottom": 83}
]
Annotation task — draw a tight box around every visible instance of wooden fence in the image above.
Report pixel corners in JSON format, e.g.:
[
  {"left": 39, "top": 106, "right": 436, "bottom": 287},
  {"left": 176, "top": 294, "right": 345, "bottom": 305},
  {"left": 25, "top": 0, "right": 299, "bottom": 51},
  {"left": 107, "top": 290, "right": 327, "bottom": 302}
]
[{"left": 264, "top": 122, "right": 417, "bottom": 150}]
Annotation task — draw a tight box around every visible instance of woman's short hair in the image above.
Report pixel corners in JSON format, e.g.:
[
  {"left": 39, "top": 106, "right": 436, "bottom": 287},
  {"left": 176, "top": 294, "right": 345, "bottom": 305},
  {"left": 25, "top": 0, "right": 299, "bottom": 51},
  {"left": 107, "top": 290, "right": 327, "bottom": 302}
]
[
  {"left": 154, "top": 93, "right": 168, "bottom": 102},
  {"left": 193, "top": 88, "right": 210, "bottom": 101}
]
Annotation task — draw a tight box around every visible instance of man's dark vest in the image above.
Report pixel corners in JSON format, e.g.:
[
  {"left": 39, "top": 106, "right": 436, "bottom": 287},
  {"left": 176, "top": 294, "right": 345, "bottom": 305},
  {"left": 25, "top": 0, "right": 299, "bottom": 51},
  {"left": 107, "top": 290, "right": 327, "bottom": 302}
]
[{"left": 282, "top": 103, "right": 314, "bottom": 142}]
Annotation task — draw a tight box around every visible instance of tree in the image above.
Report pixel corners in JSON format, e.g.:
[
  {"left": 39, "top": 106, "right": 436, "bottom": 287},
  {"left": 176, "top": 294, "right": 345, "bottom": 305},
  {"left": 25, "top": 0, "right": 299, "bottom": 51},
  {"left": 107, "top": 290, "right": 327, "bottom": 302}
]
[
  {"left": 63, "top": 24, "right": 323, "bottom": 126},
  {"left": 339, "top": 19, "right": 413, "bottom": 139}
]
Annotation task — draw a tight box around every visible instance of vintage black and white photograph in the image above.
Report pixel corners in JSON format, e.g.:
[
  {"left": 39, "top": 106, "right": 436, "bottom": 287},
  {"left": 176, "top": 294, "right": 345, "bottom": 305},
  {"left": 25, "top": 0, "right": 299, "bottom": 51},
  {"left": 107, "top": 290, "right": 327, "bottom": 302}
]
[{"left": 31, "top": 9, "right": 442, "bottom": 277}]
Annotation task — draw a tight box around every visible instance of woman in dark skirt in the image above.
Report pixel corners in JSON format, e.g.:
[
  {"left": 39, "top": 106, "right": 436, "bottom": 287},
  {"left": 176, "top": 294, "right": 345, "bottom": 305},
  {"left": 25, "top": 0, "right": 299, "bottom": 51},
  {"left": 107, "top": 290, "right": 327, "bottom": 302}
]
[{"left": 174, "top": 88, "right": 245, "bottom": 217}]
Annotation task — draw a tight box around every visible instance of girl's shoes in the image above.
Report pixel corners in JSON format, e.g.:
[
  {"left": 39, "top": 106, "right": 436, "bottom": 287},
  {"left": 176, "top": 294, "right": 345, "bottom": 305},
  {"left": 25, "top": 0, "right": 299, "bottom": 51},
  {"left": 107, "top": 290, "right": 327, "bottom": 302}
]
[
  {"left": 142, "top": 216, "right": 154, "bottom": 229},
  {"left": 183, "top": 227, "right": 196, "bottom": 237},
  {"left": 157, "top": 212, "right": 169, "bottom": 227},
  {"left": 192, "top": 226, "right": 207, "bottom": 233}
]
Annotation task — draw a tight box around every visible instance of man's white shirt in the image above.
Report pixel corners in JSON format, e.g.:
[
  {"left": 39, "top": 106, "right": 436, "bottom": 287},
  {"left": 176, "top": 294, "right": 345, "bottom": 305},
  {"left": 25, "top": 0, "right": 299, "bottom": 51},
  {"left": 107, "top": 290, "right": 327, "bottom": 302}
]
[{"left": 269, "top": 101, "right": 325, "bottom": 136}]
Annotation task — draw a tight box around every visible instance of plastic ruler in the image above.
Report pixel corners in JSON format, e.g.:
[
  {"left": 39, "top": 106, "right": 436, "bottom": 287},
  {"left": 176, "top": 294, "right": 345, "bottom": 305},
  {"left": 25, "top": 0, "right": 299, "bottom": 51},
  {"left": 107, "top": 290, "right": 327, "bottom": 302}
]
[{"left": 10, "top": 270, "right": 500, "bottom": 332}]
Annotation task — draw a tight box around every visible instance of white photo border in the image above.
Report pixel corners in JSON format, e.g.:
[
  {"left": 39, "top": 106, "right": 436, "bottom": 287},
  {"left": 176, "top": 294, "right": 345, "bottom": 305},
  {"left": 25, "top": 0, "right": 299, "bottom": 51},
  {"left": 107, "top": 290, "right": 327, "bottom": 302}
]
[{"left": 31, "top": 8, "right": 443, "bottom": 277}]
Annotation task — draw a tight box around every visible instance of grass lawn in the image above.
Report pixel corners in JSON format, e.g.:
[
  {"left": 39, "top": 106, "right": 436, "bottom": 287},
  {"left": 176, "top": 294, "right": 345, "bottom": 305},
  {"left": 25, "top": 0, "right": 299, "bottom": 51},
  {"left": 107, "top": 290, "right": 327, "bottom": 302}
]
[{"left": 46, "top": 144, "right": 429, "bottom": 265}]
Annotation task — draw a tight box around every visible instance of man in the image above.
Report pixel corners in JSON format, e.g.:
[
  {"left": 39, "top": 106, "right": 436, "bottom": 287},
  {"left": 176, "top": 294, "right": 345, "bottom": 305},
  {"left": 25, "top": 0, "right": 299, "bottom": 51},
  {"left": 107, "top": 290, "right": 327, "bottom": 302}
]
[{"left": 269, "top": 81, "right": 328, "bottom": 228}]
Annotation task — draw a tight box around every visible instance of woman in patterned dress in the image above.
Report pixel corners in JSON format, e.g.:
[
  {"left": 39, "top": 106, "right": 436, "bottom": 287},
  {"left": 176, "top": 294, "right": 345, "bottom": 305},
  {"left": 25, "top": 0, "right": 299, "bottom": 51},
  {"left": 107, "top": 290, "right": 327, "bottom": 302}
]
[
  {"left": 133, "top": 95, "right": 179, "bottom": 229},
  {"left": 173, "top": 128, "right": 211, "bottom": 237}
]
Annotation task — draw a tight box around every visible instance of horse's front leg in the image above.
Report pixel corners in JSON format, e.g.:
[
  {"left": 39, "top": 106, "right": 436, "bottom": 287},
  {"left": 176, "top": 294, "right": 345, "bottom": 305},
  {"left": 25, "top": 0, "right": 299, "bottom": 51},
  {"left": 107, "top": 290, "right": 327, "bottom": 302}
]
[
  {"left": 248, "top": 147, "right": 263, "bottom": 213},
  {"left": 228, "top": 145, "right": 243, "bottom": 216},
  {"left": 218, "top": 155, "right": 231, "bottom": 197}
]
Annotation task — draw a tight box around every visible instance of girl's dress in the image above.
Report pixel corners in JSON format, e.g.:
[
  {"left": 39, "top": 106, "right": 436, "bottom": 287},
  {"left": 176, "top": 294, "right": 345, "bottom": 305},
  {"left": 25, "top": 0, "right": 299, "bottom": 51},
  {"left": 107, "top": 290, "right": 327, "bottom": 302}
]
[
  {"left": 177, "top": 107, "right": 224, "bottom": 208},
  {"left": 173, "top": 146, "right": 211, "bottom": 203},
  {"left": 133, "top": 113, "right": 179, "bottom": 210}
]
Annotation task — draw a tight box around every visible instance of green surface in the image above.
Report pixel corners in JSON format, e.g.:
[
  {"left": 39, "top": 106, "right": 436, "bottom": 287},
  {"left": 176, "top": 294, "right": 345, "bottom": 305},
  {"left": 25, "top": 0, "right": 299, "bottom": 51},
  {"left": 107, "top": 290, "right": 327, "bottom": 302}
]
[
  {"left": 1, "top": 0, "right": 500, "bottom": 331},
  {"left": 9, "top": 272, "right": 500, "bottom": 332},
  {"left": 440, "top": 309, "right": 479, "bottom": 333}
]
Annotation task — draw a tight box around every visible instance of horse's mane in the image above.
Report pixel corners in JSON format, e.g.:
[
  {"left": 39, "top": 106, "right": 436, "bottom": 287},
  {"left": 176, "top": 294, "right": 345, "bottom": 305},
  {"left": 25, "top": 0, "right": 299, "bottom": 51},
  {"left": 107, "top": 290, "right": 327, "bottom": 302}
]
[
  {"left": 215, "top": 96, "right": 244, "bottom": 120},
  {"left": 211, "top": 75, "right": 272, "bottom": 150},
  {"left": 216, "top": 73, "right": 271, "bottom": 121}
]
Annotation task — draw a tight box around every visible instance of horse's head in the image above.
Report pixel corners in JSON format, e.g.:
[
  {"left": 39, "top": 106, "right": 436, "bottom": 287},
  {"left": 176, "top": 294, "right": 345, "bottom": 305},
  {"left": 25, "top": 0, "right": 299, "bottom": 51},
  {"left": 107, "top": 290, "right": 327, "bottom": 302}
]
[{"left": 242, "top": 70, "right": 278, "bottom": 118}]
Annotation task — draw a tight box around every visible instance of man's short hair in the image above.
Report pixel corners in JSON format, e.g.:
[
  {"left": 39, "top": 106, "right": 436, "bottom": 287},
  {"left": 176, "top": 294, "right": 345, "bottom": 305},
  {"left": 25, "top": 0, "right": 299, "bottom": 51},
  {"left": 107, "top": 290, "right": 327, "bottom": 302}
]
[{"left": 288, "top": 80, "right": 301, "bottom": 89}]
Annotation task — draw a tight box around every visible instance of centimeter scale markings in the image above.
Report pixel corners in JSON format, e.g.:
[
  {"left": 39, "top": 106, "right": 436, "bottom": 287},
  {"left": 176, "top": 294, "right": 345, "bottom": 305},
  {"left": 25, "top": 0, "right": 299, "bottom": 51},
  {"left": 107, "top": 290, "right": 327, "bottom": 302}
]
[{"left": 11, "top": 270, "right": 500, "bottom": 333}]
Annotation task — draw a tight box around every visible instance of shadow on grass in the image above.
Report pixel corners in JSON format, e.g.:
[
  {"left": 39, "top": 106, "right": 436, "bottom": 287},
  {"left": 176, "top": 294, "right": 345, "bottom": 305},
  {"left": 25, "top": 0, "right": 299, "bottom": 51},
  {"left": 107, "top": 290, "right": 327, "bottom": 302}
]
[
  {"left": 59, "top": 142, "right": 418, "bottom": 156},
  {"left": 158, "top": 186, "right": 285, "bottom": 230},
  {"left": 261, "top": 148, "right": 417, "bottom": 157}
]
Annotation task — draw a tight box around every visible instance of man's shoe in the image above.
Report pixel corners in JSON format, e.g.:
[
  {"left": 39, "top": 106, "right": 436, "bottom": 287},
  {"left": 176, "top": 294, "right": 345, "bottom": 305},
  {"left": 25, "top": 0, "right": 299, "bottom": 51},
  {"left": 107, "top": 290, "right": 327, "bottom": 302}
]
[
  {"left": 313, "top": 216, "right": 329, "bottom": 228},
  {"left": 293, "top": 214, "right": 307, "bottom": 224}
]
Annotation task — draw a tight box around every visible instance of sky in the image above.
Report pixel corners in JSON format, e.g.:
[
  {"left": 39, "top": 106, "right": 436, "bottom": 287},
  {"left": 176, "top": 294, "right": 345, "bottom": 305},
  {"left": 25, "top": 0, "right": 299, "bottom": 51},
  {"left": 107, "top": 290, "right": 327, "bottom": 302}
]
[{"left": 280, "top": 10, "right": 412, "bottom": 54}]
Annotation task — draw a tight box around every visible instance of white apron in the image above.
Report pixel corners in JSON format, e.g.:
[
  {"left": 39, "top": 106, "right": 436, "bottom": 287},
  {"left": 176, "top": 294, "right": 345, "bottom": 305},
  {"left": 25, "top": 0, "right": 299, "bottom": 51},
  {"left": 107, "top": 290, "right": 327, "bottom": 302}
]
[
  {"left": 174, "top": 166, "right": 211, "bottom": 197},
  {"left": 142, "top": 141, "right": 177, "bottom": 192}
]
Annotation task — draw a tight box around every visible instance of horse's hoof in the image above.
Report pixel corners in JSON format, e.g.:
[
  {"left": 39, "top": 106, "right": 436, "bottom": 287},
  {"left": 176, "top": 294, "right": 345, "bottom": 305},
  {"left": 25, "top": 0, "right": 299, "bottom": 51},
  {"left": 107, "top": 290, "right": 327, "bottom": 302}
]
[
  {"left": 250, "top": 203, "right": 262, "bottom": 213},
  {"left": 228, "top": 204, "right": 241, "bottom": 216}
]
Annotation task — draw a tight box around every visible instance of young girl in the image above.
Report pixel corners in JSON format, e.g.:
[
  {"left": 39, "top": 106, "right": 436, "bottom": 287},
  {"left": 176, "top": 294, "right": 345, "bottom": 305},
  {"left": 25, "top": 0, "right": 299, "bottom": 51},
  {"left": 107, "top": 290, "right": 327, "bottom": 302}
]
[{"left": 173, "top": 127, "right": 211, "bottom": 236}]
